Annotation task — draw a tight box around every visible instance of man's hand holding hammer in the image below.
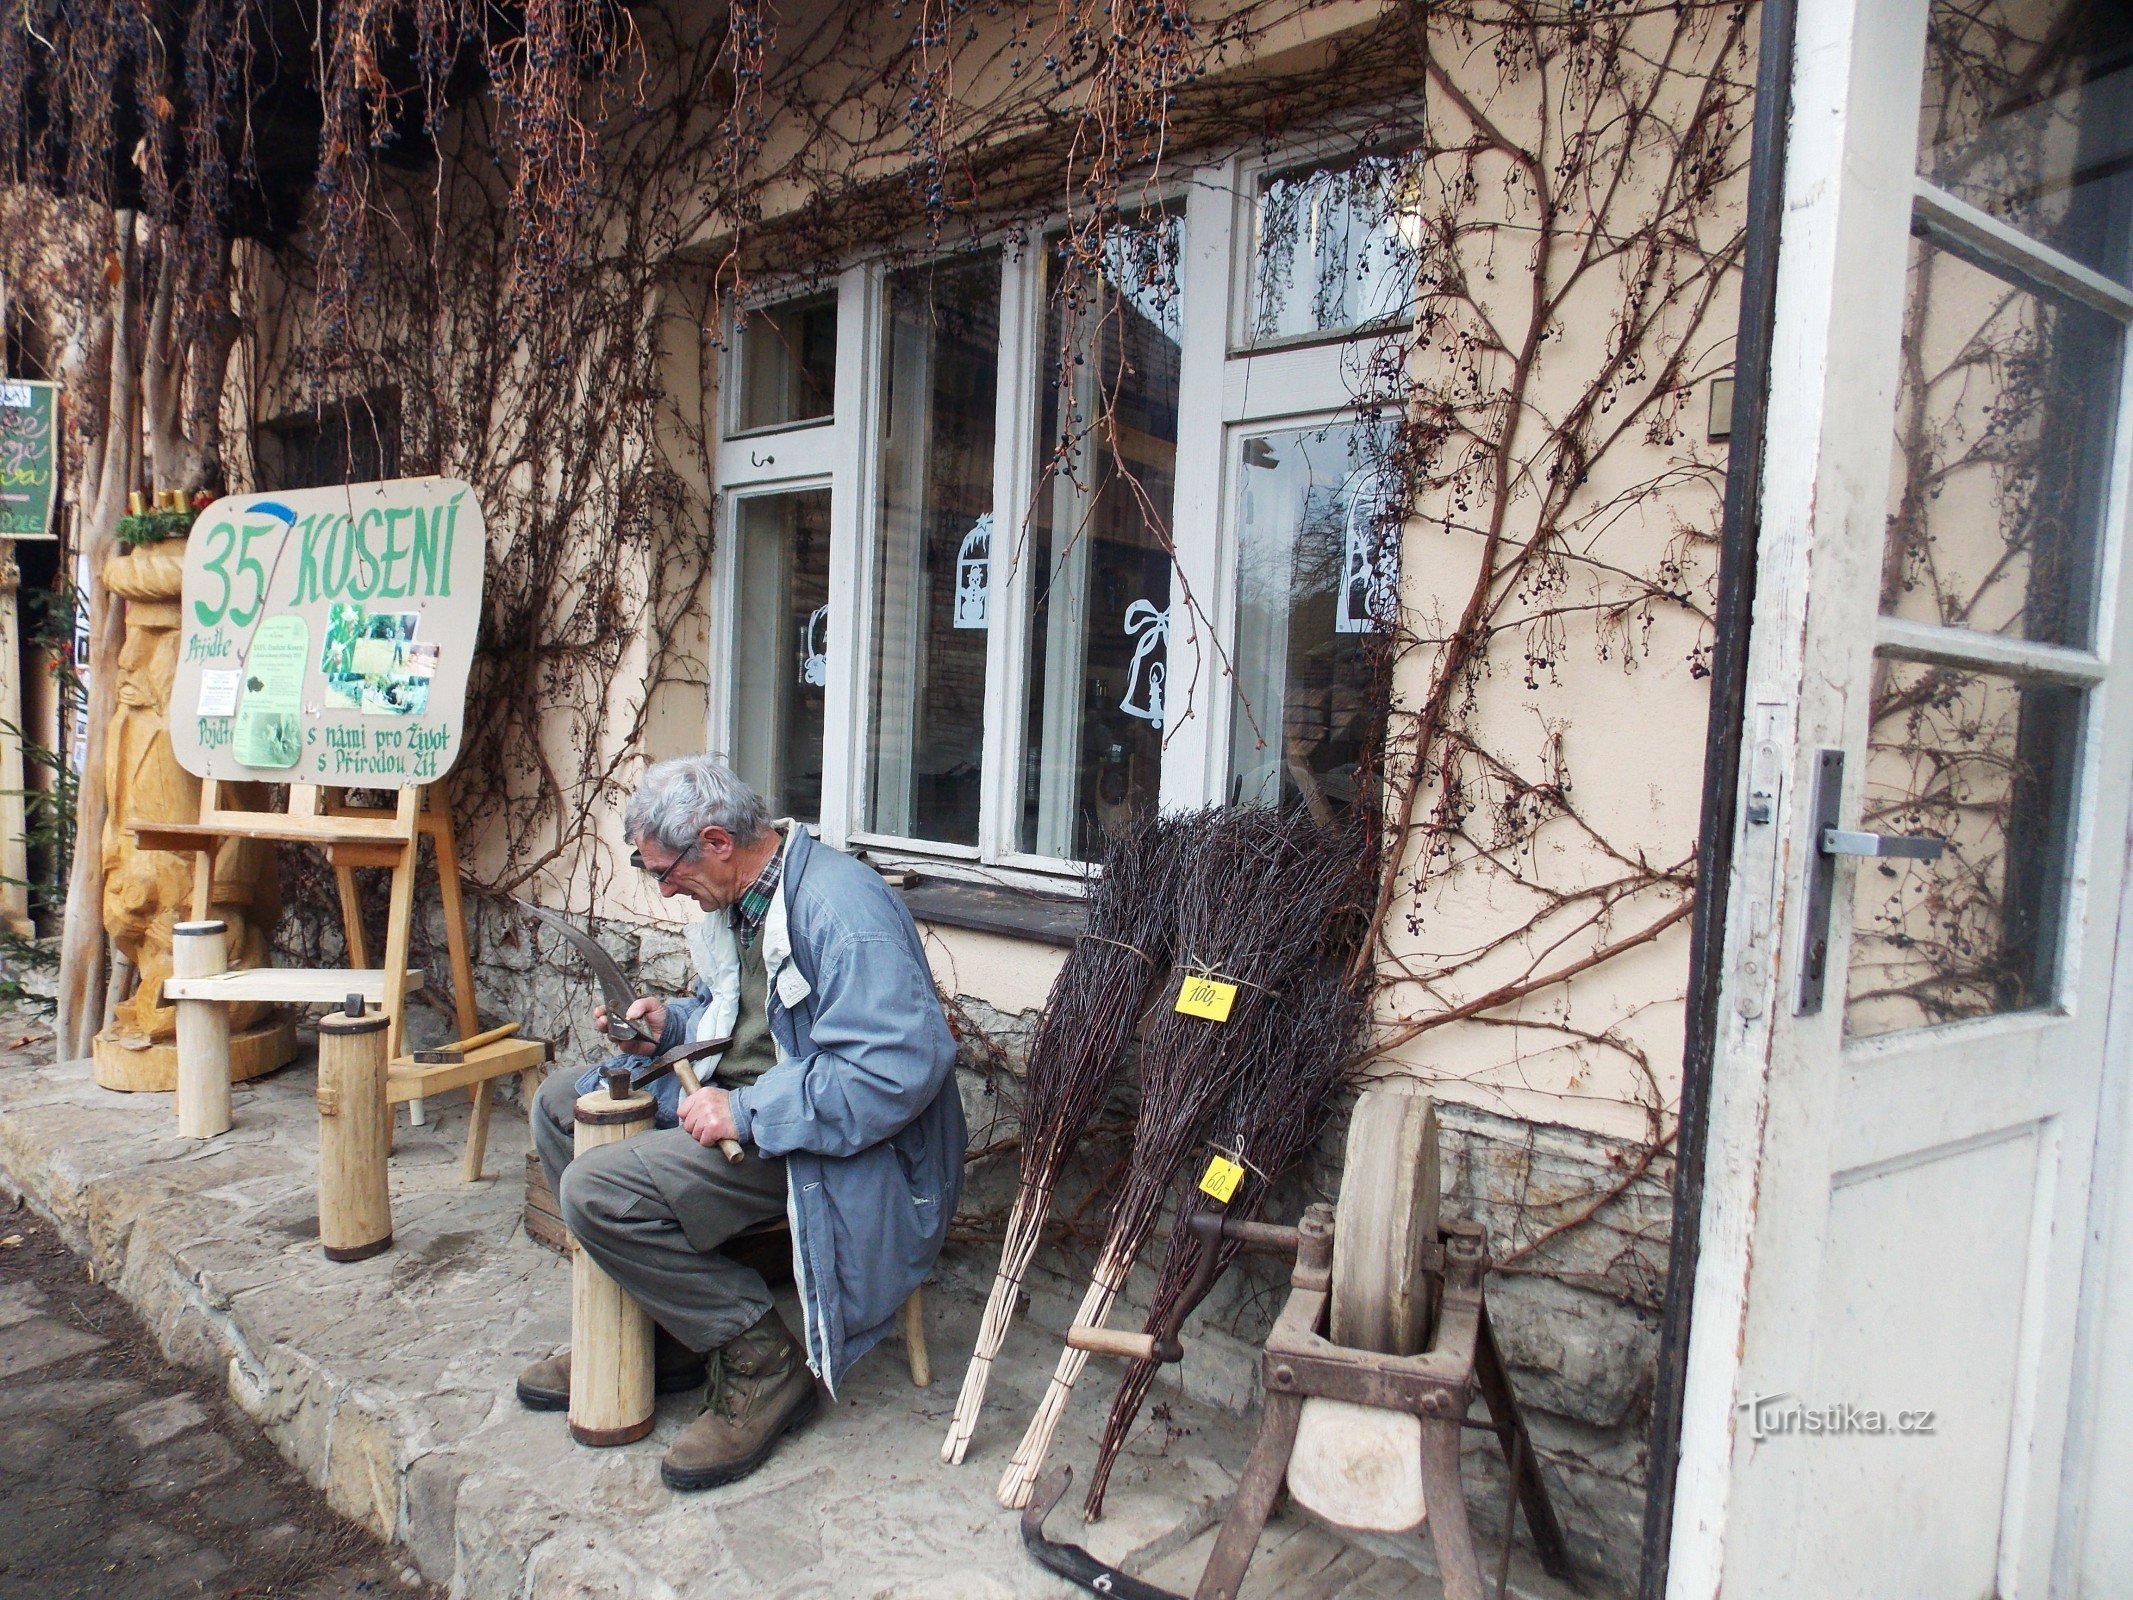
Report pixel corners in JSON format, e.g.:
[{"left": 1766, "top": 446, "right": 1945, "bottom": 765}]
[{"left": 593, "top": 996, "right": 739, "bottom": 1151}]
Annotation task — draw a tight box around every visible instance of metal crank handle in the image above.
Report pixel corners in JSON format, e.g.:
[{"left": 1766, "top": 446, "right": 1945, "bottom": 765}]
[{"left": 1066, "top": 1326, "right": 1167, "bottom": 1362}]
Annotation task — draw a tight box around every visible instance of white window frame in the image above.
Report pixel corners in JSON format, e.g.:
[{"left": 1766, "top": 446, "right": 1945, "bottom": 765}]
[{"left": 707, "top": 131, "right": 1416, "bottom": 886}]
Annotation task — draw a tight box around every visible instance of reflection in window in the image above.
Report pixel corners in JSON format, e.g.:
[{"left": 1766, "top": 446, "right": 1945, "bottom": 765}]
[
  {"left": 1882, "top": 238, "right": 2119, "bottom": 648},
  {"left": 731, "top": 490, "right": 831, "bottom": 824},
  {"left": 1916, "top": 1, "right": 2133, "bottom": 282},
  {"left": 1846, "top": 660, "right": 2082, "bottom": 1037},
  {"left": 1019, "top": 219, "right": 1183, "bottom": 860},
  {"left": 732, "top": 294, "right": 837, "bottom": 432},
  {"left": 866, "top": 254, "right": 1000, "bottom": 845},
  {"left": 1228, "top": 421, "right": 1396, "bottom": 816},
  {"left": 1245, "top": 152, "right": 1421, "bottom": 347}
]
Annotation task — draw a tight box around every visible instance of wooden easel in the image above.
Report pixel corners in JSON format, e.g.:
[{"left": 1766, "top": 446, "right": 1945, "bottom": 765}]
[{"left": 138, "top": 778, "right": 548, "bottom": 1179}]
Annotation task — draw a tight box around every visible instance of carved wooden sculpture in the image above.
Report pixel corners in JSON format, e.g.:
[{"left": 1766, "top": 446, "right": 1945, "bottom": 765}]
[{"left": 91, "top": 538, "right": 296, "bottom": 1090}]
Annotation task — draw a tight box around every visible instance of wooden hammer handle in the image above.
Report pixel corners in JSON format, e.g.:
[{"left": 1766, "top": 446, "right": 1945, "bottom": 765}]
[
  {"left": 672, "top": 1059, "right": 745, "bottom": 1164},
  {"left": 1066, "top": 1326, "right": 1159, "bottom": 1361}
]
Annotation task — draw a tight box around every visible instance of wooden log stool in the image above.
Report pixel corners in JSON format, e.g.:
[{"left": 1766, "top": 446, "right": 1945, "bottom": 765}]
[
  {"left": 570, "top": 1079, "right": 660, "bottom": 1446},
  {"left": 728, "top": 1216, "right": 931, "bottom": 1388},
  {"left": 316, "top": 1008, "right": 393, "bottom": 1262},
  {"left": 170, "top": 919, "right": 234, "bottom": 1140}
]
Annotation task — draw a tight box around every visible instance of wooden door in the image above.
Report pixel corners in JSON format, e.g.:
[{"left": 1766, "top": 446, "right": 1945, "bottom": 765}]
[{"left": 1673, "top": 2, "right": 2133, "bottom": 1596}]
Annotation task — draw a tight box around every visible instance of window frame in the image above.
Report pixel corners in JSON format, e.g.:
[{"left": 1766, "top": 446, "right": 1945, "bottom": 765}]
[{"left": 707, "top": 134, "right": 1416, "bottom": 886}]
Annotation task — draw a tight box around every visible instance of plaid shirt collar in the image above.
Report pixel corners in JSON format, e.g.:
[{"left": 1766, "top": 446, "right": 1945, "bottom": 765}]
[{"left": 729, "top": 834, "right": 785, "bottom": 948}]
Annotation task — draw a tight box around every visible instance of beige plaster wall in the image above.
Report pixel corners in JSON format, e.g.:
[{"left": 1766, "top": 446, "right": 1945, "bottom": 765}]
[
  {"left": 219, "top": 1, "right": 1747, "bottom": 1079},
  {"left": 1364, "top": 5, "right": 1751, "bottom": 1144}
]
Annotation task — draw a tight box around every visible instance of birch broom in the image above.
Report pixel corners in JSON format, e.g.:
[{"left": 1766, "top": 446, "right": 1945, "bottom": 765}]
[
  {"left": 941, "top": 809, "right": 1182, "bottom": 1464},
  {"left": 1081, "top": 961, "right": 1368, "bottom": 1516},
  {"left": 996, "top": 806, "right": 1357, "bottom": 1508}
]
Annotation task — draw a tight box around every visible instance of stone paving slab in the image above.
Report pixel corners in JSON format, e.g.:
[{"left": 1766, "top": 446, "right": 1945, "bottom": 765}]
[{"left": 0, "top": 1039, "right": 1579, "bottom": 1600}]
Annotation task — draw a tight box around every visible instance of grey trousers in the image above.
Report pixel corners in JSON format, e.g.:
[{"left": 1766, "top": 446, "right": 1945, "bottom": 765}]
[{"left": 532, "top": 1067, "right": 789, "bottom": 1354}]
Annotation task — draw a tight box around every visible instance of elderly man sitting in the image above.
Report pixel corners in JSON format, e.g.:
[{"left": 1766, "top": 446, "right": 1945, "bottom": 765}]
[{"left": 517, "top": 755, "right": 965, "bottom": 1490}]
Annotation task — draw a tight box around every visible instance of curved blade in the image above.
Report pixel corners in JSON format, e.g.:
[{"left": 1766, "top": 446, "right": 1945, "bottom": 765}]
[
  {"left": 1020, "top": 1468, "right": 1183, "bottom": 1600},
  {"left": 509, "top": 895, "right": 656, "bottom": 1043}
]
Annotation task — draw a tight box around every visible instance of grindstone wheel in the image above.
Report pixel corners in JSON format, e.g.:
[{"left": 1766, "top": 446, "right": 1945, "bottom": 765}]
[
  {"left": 1330, "top": 1085, "right": 1441, "bottom": 1356},
  {"left": 1291, "top": 1085, "right": 1442, "bottom": 1535}
]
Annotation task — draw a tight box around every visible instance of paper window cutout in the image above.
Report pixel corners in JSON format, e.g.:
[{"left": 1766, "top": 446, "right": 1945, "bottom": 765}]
[
  {"left": 801, "top": 604, "right": 829, "bottom": 687},
  {"left": 1121, "top": 599, "right": 1168, "bottom": 730},
  {"left": 1335, "top": 469, "right": 1398, "bottom": 635},
  {"left": 954, "top": 513, "right": 993, "bottom": 630}
]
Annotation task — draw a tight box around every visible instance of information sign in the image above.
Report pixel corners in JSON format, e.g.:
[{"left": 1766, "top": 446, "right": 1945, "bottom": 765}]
[
  {"left": 169, "top": 478, "right": 486, "bottom": 785},
  {"left": 0, "top": 380, "right": 60, "bottom": 540}
]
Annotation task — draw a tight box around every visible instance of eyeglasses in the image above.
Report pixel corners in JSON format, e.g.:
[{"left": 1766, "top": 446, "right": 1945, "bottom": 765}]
[{"left": 630, "top": 843, "right": 698, "bottom": 888}]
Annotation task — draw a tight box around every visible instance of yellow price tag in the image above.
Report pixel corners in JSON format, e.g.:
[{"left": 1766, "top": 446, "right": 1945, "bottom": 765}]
[
  {"left": 1175, "top": 975, "right": 1238, "bottom": 1022},
  {"left": 1199, "top": 1154, "right": 1246, "bottom": 1203}
]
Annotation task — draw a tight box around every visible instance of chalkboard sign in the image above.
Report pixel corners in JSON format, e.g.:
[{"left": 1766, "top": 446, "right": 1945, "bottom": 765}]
[
  {"left": 169, "top": 478, "right": 486, "bottom": 785},
  {"left": 0, "top": 380, "right": 60, "bottom": 541}
]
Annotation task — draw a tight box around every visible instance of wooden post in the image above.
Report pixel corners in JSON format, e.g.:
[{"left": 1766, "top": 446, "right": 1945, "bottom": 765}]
[
  {"left": 570, "top": 1085, "right": 657, "bottom": 1446},
  {"left": 902, "top": 1287, "right": 931, "bottom": 1388},
  {"left": 170, "top": 920, "right": 233, "bottom": 1138},
  {"left": 317, "top": 1009, "right": 393, "bottom": 1262}
]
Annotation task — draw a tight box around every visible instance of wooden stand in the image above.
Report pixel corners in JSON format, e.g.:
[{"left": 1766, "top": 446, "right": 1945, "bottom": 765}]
[
  {"left": 171, "top": 920, "right": 234, "bottom": 1139},
  {"left": 140, "top": 779, "right": 548, "bottom": 1178},
  {"left": 1033, "top": 1212, "right": 1575, "bottom": 1600},
  {"left": 317, "top": 1009, "right": 393, "bottom": 1262},
  {"left": 570, "top": 1086, "right": 658, "bottom": 1446}
]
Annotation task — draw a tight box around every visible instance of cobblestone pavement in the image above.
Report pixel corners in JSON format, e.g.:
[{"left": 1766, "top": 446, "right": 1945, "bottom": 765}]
[{"left": 0, "top": 1202, "right": 443, "bottom": 1600}]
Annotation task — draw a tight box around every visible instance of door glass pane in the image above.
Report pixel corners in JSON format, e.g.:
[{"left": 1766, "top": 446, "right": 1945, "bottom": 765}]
[
  {"left": 730, "top": 490, "right": 830, "bottom": 824},
  {"left": 1242, "top": 151, "right": 1421, "bottom": 348},
  {"left": 1846, "top": 660, "right": 2082, "bottom": 1037},
  {"left": 1916, "top": 1, "right": 2133, "bottom": 282},
  {"left": 732, "top": 294, "right": 837, "bottom": 433},
  {"left": 865, "top": 253, "right": 999, "bottom": 845},
  {"left": 1227, "top": 419, "right": 1395, "bottom": 812},
  {"left": 1881, "top": 238, "right": 2120, "bottom": 648},
  {"left": 1018, "top": 218, "right": 1182, "bottom": 860}
]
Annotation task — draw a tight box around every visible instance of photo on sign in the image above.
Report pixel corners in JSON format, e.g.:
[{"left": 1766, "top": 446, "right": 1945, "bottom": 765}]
[{"left": 319, "top": 604, "right": 433, "bottom": 716}]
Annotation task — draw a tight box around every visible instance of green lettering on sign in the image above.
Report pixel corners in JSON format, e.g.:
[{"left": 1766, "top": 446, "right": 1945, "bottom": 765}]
[{"left": 0, "top": 381, "right": 60, "bottom": 541}]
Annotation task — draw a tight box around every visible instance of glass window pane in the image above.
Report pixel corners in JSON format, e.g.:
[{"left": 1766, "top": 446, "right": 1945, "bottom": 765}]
[
  {"left": 1243, "top": 151, "right": 1421, "bottom": 348},
  {"left": 1018, "top": 219, "right": 1183, "bottom": 861},
  {"left": 1881, "top": 237, "right": 2119, "bottom": 648},
  {"left": 730, "top": 490, "right": 830, "bottom": 824},
  {"left": 732, "top": 294, "right": 837, "bottom": 432},
  {"left": 1227, "top": 420, "right": 1395, "bottom": 813},
  {"left": 864, "top": 254, "right": 1000, "bottom": 845},
  {"left": 1916, "top": 1, "right": 2133, "bottom": 281},
  {"left": 1845, "top": 660, "right": 2083, "bottom": 1037}
]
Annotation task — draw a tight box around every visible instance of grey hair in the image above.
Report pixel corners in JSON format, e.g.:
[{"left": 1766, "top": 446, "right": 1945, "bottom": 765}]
[{"left": 624, "top": 755, "right": 773, "bottom": 854}]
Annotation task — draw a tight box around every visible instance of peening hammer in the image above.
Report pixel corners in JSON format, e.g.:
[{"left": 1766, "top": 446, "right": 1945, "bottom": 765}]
[{"left": 601, "top": 1034, "right": 744, "bottom": 1162}]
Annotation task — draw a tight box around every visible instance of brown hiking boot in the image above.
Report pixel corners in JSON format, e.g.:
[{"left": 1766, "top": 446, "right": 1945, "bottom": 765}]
[
  {"left": 660, "top": 1312, "right": 818, "bottom": 1490},
  {"left": 515, "top": 1327, "right": 708, "bottom": 1411}
]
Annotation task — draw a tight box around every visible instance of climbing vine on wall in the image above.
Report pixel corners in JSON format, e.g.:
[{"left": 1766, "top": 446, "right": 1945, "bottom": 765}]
[{"left": 4, "top": 1, "right": 1754, "bottom": 1290}]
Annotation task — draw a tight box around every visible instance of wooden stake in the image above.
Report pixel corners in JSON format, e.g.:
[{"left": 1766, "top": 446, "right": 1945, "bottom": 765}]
[
  {"left": 570, "top": 1087, "right": 658, "bottom": 1445},
  {"left": 317, "top": 1009, "right": 393, "bottom": 1262},
  {"left": 171, "top": 920, "right": 232, "bottom": 1139}
]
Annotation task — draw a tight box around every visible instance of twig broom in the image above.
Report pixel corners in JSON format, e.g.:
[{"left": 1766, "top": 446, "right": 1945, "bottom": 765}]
[{"left": 941, "top": 810, "right": 1181, "bottom": 1464}]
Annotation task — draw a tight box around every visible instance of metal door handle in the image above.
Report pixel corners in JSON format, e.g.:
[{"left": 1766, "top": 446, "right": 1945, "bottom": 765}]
[
  {"left": 1797, "top": 749, "right": 1949, "bottom": 1014},
  {"left": 1820, "top": 828, "right": 1945, "bottom": 861}
]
